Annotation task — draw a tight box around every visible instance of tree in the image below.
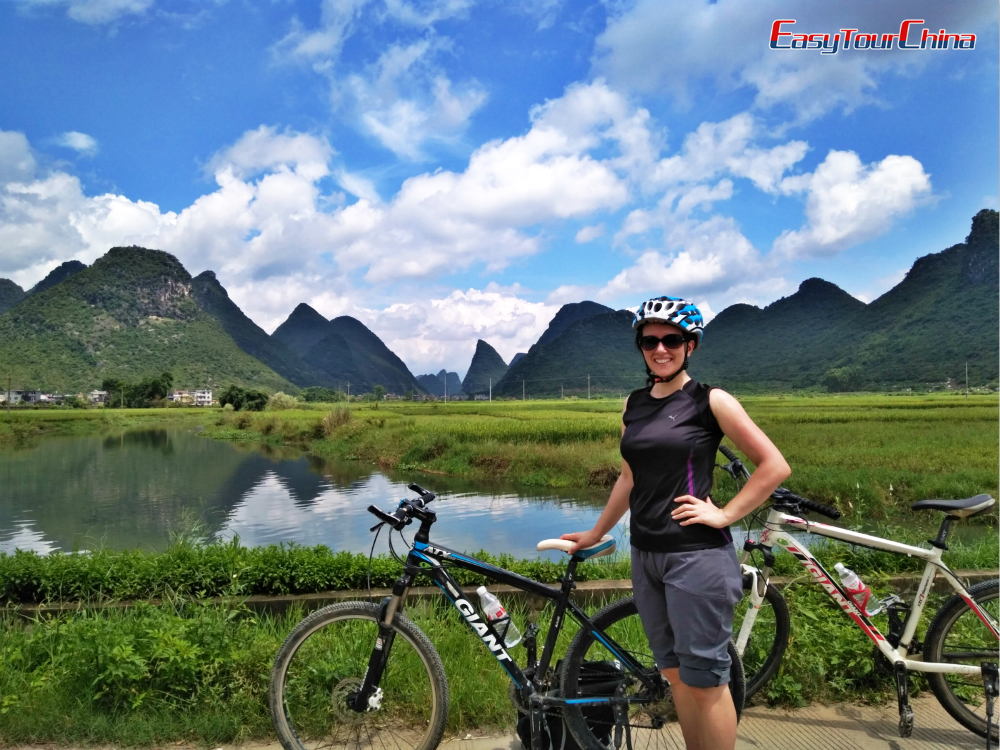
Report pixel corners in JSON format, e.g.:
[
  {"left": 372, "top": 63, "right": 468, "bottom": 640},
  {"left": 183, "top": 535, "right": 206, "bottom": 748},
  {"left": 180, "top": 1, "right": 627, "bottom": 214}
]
[
  {"left": 373, "top": 385, "right": 386, "bottom": 401},
  {"left": 219, "top": 384, "right": 246, "bottom": 410}
]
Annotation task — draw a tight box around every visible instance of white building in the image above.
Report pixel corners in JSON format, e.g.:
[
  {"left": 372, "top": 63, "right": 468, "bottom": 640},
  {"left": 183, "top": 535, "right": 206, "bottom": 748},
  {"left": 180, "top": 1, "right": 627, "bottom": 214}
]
[
  {"left": 88, "top": 390, "right": 108, "bottom": 404},
  {"left": 193, "top": 389, "right": 212, "bottom": 406}
]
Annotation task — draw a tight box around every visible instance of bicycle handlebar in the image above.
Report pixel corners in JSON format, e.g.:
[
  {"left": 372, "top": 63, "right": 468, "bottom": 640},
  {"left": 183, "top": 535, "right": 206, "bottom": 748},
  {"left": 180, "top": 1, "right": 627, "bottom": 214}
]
[
  {"left": 367, "top": 485, "right": 439, "bottom": 531},
  {"left": 717, "top": 446, "right": 841, "bottom": 520}
]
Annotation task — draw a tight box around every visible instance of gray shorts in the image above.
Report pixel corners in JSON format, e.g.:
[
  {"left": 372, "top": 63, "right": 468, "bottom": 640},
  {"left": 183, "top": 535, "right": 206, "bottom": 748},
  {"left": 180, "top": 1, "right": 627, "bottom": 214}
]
[{"left": 631, "top": 545, "right": 743, "bottom": 688}]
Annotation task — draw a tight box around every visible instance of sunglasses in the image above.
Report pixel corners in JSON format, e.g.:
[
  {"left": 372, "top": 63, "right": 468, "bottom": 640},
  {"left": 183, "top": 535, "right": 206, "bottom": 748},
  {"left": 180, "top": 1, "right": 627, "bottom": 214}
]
[{"left": 639, "top": 334, "right": 688, "bottom": 352}]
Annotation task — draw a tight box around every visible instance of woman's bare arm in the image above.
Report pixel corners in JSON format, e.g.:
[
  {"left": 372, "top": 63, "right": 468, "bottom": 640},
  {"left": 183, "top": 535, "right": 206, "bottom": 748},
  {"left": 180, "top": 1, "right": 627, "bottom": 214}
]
[{"left": 671, "top": 388, "right": 791, "bottom": 528}]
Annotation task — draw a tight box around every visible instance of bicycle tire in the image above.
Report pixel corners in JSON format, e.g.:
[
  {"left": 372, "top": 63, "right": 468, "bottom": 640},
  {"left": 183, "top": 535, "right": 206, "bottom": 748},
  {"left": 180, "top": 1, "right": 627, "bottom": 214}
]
[
  {"left": 269, "top": 601, "right": 449, "bottom": 750},
  {"left": 736, "top": 572, "right": 790, "bottom": 700},
  {"left": 560, "top": 597, "right": 745, "bottom": 750},
  {"left": 923, "top": 578, "right": 999, "bottom": 741}
]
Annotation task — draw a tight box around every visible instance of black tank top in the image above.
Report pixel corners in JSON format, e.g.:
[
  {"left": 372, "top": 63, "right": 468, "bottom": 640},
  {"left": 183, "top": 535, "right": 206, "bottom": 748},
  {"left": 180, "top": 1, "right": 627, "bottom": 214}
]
[{"left": 621, "top": 380, "right": 732, "bottom": 552}]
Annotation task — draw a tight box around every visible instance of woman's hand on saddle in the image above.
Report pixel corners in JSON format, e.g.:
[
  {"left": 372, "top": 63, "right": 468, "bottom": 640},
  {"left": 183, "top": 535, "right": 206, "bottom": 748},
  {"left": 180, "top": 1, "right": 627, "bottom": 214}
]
[
  {"left": 671, "top": 495, "right": 731, "bottom": 528},
  {"left": 560, "top": 529, "right": 605, "bottom": 554}
]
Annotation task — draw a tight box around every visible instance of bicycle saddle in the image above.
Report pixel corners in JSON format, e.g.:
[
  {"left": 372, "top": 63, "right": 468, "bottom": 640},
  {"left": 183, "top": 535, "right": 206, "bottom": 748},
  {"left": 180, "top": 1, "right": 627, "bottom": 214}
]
[
  {"left": 537, "top": 535, "right": 616, "bottom": 560},
  {"left": 911, "top": 493, "right": 995, "bottom": 518}
]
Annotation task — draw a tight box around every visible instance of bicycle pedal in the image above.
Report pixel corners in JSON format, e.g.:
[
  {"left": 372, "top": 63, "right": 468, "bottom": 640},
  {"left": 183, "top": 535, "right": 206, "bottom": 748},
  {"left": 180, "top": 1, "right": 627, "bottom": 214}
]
[{"left": 898, "top": 704, "right": 914, "bottom": 738}]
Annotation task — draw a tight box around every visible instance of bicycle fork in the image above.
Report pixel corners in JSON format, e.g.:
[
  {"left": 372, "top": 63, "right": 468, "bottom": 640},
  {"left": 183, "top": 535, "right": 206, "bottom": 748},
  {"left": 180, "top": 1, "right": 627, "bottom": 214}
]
[
  {"left": 983, "top": 662, "right": 998, "bottom": 750},
  {"left": 349, "top": 579, "right": 410, "bottom": 713}
]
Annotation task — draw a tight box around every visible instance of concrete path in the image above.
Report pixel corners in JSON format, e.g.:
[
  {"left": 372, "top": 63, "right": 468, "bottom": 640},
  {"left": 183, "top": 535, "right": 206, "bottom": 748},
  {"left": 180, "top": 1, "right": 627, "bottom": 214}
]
[{"left": 448, "top": 695, "right": 984, "bottom": 750}]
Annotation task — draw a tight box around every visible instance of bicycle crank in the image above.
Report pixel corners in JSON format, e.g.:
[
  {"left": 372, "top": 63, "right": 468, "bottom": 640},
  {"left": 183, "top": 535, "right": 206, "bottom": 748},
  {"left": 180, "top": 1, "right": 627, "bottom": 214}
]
[{"left": 894, "top": 662, "right": 914, "bottom": 738}]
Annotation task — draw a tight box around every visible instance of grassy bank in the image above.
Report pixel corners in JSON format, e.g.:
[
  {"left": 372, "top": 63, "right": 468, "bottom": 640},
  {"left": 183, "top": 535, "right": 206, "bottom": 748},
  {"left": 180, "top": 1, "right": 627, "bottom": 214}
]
[
  {"left": 1, "top": 530, "right": 996, "bottom": 605},
  {"left": 0, "top": 407, "right": 208, "bottom": 448},
  {"left": 0, "top": 578, "right": 974, "bottom": 746},
  {"left": 194, "top": 393, "right": 999, "bottom": 522}
]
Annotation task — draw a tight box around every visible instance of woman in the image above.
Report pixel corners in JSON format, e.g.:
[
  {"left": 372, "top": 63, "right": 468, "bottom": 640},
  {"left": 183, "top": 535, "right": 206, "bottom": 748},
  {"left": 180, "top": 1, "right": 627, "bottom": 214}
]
[{"left": 561, "top": 296, "right": 790, "bottom": 750}]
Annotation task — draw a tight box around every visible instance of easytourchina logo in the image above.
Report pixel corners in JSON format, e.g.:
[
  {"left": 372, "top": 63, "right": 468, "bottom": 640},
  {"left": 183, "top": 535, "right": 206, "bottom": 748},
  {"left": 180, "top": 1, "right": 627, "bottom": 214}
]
[{"left": 770, "top": 19, "right": 976, "bottom": 54}]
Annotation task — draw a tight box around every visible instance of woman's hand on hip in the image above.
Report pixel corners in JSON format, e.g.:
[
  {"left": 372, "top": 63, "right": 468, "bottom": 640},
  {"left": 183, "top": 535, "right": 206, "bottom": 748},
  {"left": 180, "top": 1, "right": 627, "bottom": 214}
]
[{"left": 671, "top": 495, "right": 731, "bottom": 528}]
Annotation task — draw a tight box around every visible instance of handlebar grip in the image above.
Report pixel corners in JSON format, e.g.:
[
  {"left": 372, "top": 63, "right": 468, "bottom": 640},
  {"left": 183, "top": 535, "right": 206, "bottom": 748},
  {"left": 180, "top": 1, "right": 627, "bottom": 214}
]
[
  {"left": 719, "top": 445, "right": 738, "bottom": 462},
  {"left": 407, "top": 483, "right": 436, "bottom": 505},
  {"left": 798, "top": 497, "right": 842, "bottom": 520}
]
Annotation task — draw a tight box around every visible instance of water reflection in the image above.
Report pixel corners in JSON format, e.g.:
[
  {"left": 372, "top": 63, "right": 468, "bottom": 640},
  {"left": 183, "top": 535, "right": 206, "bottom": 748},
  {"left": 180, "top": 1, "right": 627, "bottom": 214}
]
[
  {"left": 0, "top": 428, "right": 611, "bottom": 558},
  {"left": 1, "top": 428, "right": 988, "bottom": 560}
]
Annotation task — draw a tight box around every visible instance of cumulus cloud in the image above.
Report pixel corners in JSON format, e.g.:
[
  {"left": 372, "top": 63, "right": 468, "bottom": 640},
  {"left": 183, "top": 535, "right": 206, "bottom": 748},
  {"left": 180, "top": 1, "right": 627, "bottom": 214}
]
[
  {"left": 54, "top": 131, "right": 98, "bottom": 156},
  {"left": 357, "top": 288, "right": 559, "bottom": 374},
  {"left": 0, "top": 131, "right": 37, "bottom": 185},
  {"left": 344, "top": 39, "right": 488, "bottom": 159},
  {"left": 773, "top": 150, "right": 932, "bottom": 257},
  {"left": 12, "top": 0, "right": 153, "bottom": 24},
  {"left": 594, "top": 0, "right": 995, "bottom": 122},
  {"left": 600, "top": 215, "right": 764, "bottom": 301}
]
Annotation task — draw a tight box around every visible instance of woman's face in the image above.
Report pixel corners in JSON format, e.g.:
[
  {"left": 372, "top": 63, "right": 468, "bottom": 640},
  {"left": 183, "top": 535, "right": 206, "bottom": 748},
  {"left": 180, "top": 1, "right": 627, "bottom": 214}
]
[{"left": 641, "top": 322, "right": 695, "bottom": 379}]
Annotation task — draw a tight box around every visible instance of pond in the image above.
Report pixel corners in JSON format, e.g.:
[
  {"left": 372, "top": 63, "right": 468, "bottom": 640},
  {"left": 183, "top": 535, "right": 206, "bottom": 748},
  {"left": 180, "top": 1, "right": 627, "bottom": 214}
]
[
  {"left": 1, "top": 427, "right": 988, "bottom": 560},
  {"left": 0, "top": 427, "right": 614, "bottom": 558}
]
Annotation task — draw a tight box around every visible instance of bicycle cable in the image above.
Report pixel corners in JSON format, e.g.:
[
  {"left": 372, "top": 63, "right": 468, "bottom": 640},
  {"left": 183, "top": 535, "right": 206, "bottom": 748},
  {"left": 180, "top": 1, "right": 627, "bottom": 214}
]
[{"left": 367, "top": 522, "right": 384, "bottom": 603}]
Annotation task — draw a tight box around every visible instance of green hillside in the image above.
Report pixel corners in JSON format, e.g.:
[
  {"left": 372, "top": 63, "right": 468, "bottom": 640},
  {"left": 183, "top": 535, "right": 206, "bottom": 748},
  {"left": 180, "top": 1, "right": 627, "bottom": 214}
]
[
  {"left": 304, "top": 316, "right": 424, "bottom": 395},
  {"left": 461, "top": 339, "right": 508, "bottom": 395},
  {"left": 28, "top": 260, "right": 86, "bottom": 295},
  {"left": 270, "top": 303, "right": 334, "bottom": 357},
  {"left": 494, "top": 310, "right": 644, "bottom": 398},
  {"left": 693, "top": 210, "right": 999, "bottom": 390},
  {"left": 417, "top": 370, "right": 462, "bottom": 397},
  {"left": 535, "top": 300, "right": 613, "bottom": 347},
  {"left": 0, "top": 247, "right": 292, "bottom": 392},
  {"left": 192, "top": 272, "right": 336, "bottom": 388},
  {"left": 0, "top": 279, "right": 25, "bottom": 314},
  {"left": 272, "top": 305, "right": 424, "bottom": 394}
]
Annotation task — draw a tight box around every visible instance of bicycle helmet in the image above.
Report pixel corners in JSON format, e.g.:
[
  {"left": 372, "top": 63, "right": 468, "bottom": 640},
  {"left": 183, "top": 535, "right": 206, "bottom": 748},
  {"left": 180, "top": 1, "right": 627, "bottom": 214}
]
[
  {"left": 632, "top": 296, "right": 704, "bottom": 349},
  {"left": 633, "top": 296, "right": 704, "bottom": 385}
]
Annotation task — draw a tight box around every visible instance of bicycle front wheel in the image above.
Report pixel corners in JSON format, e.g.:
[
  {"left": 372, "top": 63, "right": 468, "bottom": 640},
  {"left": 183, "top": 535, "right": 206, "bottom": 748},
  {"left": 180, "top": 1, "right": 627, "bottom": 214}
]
[
  {"left": 924, "top": 578, "right": 999, "bottom": 741},
  {"left": 270, "top": 602, "right": 449, "bottom": 750},
  {"left": 735, "top": 572, "right": 789, "bottom": 700},
  {"left": 560, "top": 597, "right": 745, "bottom": 750}
]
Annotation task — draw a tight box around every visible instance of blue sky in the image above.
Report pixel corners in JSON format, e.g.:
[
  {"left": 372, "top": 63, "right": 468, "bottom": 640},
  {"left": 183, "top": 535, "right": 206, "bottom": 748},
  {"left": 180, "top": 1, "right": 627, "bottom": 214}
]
[{"left": 0, "top": 0, "right": 996, "bottom": 376}]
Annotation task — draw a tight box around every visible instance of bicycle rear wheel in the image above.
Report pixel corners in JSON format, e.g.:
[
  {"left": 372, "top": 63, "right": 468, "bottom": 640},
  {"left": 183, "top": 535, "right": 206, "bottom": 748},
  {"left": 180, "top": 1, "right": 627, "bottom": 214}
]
[
  {"left": 735, "top": 572, "right": 789, "bottom": 700},
  {"left": 924, "top": 579, "right": 999, "bottom": 741},
  {"left": 560, "top": 597, "right": 745, "bottom": 750},
  {"left": 270, "top": 602, "right": 449, "bottom": 750}
]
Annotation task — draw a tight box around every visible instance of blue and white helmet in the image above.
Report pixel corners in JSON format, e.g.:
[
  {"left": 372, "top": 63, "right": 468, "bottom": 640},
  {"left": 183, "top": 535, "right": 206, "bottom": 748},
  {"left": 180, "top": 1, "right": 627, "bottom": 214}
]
[{"left": 632, "top": 296, "right": 704, "bottom": 349}]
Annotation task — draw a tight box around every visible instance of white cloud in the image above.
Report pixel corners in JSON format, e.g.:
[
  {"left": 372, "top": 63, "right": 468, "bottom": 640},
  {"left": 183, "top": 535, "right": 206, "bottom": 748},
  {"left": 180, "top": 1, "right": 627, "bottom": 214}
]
[
  {"left": 205, "top": 126, "right": 333, "bottom": 180},
  {"left": 773, "top": 150, "right": 932, "bottom": 258},
  {"left": 0, "top": 131, "right": 37, "bottom": 185},
  {"left": 345, "top": 40, "right": 488, "bottom": 159},
  {"left": 594, "top": 0, "right": 996, "bottom": 122},
  {"left": 12, "top": 0, "right": 153, "bottom": 24},
  {"left": 575, "top": 224, "right": 604, "bottom": 243},
  {"left": 54, "top": 131, "right": 98, "bottom": 156},
  {"left": 355, "top": 288, "right": 559, "bottom": 375},
  {"left": 600, "top": 215, "right": 764, "bottom": 301},
  {"left": 272, "top": 0, "right": 484, "bottom": 159},
  {"left": 651, "top": 113, "right": 807, "bottom": 193}
]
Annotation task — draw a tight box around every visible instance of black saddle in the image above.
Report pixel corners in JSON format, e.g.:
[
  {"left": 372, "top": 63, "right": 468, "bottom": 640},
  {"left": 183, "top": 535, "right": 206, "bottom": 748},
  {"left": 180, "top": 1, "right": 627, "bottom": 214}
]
[{"left": 911, "top": 494, "right": 996, "bottom": 518}]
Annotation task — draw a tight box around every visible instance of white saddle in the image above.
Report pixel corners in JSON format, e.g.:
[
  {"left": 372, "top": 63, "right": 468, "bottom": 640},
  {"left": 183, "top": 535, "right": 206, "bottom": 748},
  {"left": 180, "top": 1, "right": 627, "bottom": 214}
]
[{"left": 536, "top": 534, "right": 616, "bottom": 560}]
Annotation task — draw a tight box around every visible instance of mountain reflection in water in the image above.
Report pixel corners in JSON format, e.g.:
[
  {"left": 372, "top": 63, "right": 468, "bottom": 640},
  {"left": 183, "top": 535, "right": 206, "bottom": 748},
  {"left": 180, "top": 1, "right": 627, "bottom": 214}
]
[{"left": 0, "top": 428, "right": 610, "bottom": 558}]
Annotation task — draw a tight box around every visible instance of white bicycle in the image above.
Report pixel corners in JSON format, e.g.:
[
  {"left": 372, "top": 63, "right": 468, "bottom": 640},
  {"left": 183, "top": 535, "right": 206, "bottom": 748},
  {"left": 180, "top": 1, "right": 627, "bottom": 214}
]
[{"left": 718, "top": 446, "right": 999, "bottom": 744}]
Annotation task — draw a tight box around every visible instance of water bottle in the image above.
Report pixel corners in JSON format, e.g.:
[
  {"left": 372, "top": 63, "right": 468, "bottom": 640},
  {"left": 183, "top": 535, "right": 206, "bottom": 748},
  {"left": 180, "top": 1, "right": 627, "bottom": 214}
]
[
  {"left": 477, "top": 585, "right": 522, "bottom": 648},
  {"left": 834, "top": 563, "right": 883, "bottom": 616}
]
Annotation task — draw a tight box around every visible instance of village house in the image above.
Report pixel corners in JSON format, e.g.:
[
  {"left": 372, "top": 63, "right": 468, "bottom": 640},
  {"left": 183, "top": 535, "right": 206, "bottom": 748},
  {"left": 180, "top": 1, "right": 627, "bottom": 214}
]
[{"left": 193, "top": 389, "right": 212, "bottom": 406}]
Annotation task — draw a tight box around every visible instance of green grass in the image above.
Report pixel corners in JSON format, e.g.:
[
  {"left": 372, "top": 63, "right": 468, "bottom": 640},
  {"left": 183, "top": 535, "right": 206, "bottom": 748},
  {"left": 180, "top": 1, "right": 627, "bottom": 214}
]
[
  {"left": 0, "top": 407, "right": 208, "bottom": 448},
  {"left": 1, "top": 579, "right": 984, "bottom": 746},
  {"left": 196, "top": 393, "right": 999, "bottom": 522}
]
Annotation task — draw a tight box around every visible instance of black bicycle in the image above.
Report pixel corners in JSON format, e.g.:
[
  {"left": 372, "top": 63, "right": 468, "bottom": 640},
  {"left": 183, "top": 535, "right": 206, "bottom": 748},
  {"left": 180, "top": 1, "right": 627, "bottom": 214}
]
[{"left": 269, "top": 483, "right": 745, "bottom": 750}]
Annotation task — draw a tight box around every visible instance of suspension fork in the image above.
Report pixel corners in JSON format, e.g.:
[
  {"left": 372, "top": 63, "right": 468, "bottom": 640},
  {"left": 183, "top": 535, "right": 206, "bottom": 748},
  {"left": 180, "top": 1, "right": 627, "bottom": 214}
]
[
  {"left": 349, "top": 573, "right": 413, "bottom": 712},
  {"left": 736, "top": 536, "right": 775, "bottom": 657}
]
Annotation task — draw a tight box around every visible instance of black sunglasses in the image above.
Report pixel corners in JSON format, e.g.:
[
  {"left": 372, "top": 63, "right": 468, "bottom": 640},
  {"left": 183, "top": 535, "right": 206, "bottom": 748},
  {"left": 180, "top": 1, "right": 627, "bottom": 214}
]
[{"left": 639, "top": 334, "right": 688, "bottom": 352}]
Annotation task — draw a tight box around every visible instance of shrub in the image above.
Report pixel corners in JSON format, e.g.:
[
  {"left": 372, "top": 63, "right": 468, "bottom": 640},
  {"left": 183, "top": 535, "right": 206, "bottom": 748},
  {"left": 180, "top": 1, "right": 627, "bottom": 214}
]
[
  {"left": 321, "top": 406, "right": 352, "bottom": 436},
  {"left": 267, "top": 392, "right": 297, "bottom": 411}
]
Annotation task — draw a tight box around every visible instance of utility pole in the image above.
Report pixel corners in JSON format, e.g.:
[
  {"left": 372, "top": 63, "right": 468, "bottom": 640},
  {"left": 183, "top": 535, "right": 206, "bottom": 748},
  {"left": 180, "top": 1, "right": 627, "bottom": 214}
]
[
  {"left": 966, "top": 361, "right": 969, "bottom": 398},
  {"left": 489, "top": 378, "right": 491, "bottom": 402},
  {"left": 445, "top": 377, "right": 448, "bottom": 401},
  {"left": 522, "top": 380, "right": 525, "bottom": 401},
  {"left": 347, "top": 382, "right": 350, "bottom": 400},
  {"left": 5, "top": 376, "right": 9, "bottom": 415},
  {"left": 561, "top": 383, "right": 564, "bottom": 399},
  {"left": 587, "top": 375, "right": 590, "bottom": 400}
]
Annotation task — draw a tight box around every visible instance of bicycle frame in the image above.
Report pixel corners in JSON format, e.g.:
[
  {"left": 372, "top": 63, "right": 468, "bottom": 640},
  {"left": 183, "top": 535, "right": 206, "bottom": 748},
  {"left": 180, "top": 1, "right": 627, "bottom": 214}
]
[
  {"left": 360, "top": 536, "right": 658, "bottom": 709},
  {"left": 737, "top": 507, "right": 999, "bottom": 677}
]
